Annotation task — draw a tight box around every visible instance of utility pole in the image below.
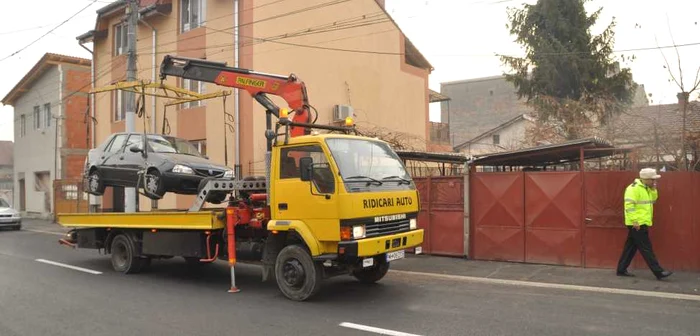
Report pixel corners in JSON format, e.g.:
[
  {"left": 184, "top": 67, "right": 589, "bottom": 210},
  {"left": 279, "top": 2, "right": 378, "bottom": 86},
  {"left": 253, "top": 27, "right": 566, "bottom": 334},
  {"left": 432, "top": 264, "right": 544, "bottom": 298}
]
[{"left": 124, "top": 0, "right": 138, "bottom": 212}]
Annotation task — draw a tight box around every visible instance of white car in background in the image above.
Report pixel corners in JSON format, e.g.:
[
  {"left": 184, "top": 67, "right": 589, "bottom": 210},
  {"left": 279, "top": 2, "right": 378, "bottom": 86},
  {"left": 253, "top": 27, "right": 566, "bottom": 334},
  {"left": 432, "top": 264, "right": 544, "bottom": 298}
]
[{"left": 0, "top": 198, "right": 21, "bottom": 230}]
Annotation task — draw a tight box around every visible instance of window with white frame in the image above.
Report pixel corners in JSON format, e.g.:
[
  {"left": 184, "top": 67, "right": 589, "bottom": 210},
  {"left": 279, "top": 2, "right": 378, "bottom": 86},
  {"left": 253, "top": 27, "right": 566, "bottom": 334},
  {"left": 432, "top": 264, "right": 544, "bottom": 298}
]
[
  {"left": 114, "top": 23, "right": 127, "bottom": 56},
  {"left": 44, "top": 103, "right": 51, "bottom": 128},
  {"left": 33, "top": 106, "right": 41, "bottom": 130},
  {"left": 113, "top": 90, "right": 127, "bottom": 121},
  {"left": 190, "top": 139, "right": 207, "bottom": 156},
  {"left": 180, "top": 0, "right": 206, "bottom": 33},
  {"left": 182, "top": 79, "right": 204, "bottom": 108}
]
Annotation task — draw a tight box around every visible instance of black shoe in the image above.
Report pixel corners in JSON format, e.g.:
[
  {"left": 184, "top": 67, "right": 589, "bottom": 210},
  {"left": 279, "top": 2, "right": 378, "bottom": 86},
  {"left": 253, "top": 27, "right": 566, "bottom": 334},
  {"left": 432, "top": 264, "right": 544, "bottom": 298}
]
[
  {"left": 656, "top": 271, "right": 673, "bottom": 280},
  {"left": 616, "top": 270, "right": 634, "bottom": 277}
]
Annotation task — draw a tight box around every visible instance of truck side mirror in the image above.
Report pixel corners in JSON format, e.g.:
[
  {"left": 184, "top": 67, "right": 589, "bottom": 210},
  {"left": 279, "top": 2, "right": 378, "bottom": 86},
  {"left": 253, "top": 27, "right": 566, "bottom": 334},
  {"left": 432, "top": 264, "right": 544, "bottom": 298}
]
[
  {"left": 129, "top": 145, "right": 142, "bottom": 153},
  {"left": 299, "top": 157, "right": 312, "bottom": 181}
]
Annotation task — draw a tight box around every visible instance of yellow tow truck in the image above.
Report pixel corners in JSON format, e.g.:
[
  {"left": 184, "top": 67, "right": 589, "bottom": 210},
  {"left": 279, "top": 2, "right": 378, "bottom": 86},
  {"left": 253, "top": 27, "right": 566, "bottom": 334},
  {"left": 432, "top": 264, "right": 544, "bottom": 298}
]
[{"left": 57, "top": 56, "right": 424, "bottom": 301}]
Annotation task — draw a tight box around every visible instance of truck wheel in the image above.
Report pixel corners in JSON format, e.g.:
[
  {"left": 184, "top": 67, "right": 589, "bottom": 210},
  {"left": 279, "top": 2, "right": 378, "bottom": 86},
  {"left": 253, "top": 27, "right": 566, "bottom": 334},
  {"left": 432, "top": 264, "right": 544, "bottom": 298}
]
[
  {"left": 110, "top": 234, "right": 145, "bottom": 274},
  {"left": 275, "top": 245, "right": 323, "bottom": 301},
  {"left": 352, "top": 259, "right": 390, "bottom": 284}
]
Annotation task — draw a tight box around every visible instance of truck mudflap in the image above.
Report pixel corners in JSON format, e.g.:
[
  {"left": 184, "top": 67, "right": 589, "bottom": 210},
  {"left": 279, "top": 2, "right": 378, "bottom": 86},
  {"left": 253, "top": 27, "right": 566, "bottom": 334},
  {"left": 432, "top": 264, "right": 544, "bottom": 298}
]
[{"left": 338, "top": 229, "right": 424, "bottom": 259}]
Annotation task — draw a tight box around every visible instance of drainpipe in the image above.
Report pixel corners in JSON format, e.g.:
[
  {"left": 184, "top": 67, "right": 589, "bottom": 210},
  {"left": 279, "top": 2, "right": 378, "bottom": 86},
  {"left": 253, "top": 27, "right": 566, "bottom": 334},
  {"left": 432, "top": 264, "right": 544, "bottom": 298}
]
[
  {"left": 79, "top": 38, "right": 97, "bottom": 212},
  {"left": 139, "top": 18, "right": 157, "bottom": 134},
  {"left": 234, "top": 0, "right": 241, "bottom": 178}
]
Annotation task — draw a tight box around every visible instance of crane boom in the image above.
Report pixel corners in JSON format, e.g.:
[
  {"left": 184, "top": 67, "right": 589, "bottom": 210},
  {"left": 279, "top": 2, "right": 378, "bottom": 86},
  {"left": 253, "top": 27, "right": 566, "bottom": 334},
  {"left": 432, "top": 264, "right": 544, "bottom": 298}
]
[{"left": 159, "top": 55, "right": 314, "bottom": 137}]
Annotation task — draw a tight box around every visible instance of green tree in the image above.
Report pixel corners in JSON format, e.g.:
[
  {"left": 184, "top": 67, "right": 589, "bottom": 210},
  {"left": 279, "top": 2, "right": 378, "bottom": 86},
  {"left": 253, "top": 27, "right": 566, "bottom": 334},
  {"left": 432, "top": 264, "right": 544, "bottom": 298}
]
[{"left": 500, "top": 0, "right": 637, "bottom": 139}]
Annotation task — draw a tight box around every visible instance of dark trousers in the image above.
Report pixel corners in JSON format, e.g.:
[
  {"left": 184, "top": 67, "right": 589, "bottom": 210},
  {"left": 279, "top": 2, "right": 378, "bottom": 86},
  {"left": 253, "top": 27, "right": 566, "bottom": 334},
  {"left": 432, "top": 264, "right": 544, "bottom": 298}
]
[{"left": 616, "top": 226, "right": 664, "bottom": 275}]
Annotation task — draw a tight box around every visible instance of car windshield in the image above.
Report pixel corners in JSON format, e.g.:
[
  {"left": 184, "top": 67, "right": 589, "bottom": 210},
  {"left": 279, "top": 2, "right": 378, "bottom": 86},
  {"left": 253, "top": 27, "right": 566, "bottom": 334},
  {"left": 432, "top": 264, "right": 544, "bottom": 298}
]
[
  {"left": 0, "top": 198, "right": 9, "bottom": 208},
  {"left": 325, "top": 138, "right": 412, "bottom": 189},
  {"left": 147, "top": 135, "right": 202, "bottom": 157}
]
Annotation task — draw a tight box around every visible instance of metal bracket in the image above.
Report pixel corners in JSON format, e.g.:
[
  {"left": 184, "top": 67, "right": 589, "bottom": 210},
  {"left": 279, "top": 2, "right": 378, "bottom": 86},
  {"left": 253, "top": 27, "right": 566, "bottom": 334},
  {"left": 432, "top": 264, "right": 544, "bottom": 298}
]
[{"left": 189, "top": 178, "right": 267, "bottom": 212}]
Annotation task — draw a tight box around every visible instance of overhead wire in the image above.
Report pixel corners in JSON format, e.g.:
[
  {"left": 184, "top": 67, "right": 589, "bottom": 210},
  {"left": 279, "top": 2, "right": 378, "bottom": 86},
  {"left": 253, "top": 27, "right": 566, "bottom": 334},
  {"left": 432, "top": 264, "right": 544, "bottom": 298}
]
[{"left": 0, "top": 0, "right": 99, "bottom": 62}]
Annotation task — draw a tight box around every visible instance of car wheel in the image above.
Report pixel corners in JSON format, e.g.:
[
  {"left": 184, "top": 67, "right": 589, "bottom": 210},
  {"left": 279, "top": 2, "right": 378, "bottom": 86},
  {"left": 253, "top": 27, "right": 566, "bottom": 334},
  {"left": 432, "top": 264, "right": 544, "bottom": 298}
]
[
  {"left": 144, "top": 169, "right": 166, "bottom": 200},
  {"left": 87, "top": 169, "right": 105, "bottom": 195}
]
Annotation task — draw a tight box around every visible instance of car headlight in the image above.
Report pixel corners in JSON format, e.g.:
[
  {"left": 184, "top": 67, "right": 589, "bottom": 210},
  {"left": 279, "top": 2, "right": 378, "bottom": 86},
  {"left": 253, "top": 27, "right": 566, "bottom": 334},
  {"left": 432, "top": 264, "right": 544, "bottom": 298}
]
[
  {"left": 409, "top": 218, "right": 417, "bottom": 230},
  {"left": 223, "top": 170, "right": 235, "bottom": 178},
  {"left": 352, "top": 225, "right": 366, "bottom": 239},
  {"left": 172, "top": 164, "right": 194, "bottom": 174}
]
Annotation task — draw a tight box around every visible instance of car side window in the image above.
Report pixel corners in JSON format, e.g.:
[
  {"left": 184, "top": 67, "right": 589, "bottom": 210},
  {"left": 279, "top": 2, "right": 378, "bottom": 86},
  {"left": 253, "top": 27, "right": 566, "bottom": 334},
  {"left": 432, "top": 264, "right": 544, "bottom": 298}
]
[
  {"left": 124, "top": 134, "right": 143, "bottom": 152},
  {"left": 279, "top": 145, "right": 334, "bottom": 193},
  {"left": 106, "top": 134, "right": 128, "bottom": 153}
]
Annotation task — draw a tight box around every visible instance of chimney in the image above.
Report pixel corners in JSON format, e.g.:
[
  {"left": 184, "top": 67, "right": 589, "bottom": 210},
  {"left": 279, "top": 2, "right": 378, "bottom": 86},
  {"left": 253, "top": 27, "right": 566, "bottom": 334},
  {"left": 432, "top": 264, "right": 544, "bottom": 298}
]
[
  {"left": 375, "top": 0, "right": 385, "bottom": 9},
  {"left": 677, "top": 92, "right": 689, "bottom": 110}
]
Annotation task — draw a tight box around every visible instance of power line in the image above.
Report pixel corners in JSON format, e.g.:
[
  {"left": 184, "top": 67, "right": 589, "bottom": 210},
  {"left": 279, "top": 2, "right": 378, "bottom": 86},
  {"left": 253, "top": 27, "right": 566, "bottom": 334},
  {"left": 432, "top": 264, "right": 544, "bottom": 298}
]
[{"left": 0, "top": 1, "right": 98, "bottom": 63}]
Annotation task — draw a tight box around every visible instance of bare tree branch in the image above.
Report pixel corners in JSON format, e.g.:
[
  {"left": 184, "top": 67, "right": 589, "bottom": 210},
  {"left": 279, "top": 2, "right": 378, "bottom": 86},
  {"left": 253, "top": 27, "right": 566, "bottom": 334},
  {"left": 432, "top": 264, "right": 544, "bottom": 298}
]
[
  {"left": 666, "top": 14, "right": 685, "bottom": 90},
  {"left": 656, "top": 35, "right": 684, "bottom": 90},
  {"left": 691, "top": 65, "right": 700, "bottom": 92}
]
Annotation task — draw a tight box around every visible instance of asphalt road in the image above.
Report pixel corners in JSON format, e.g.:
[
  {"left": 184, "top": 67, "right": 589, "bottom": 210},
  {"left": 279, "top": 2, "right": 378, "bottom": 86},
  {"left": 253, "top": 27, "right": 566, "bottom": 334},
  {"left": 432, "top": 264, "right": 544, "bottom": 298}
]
[{"left": 1, "top": 227, "right": 699, "bottom": 336}]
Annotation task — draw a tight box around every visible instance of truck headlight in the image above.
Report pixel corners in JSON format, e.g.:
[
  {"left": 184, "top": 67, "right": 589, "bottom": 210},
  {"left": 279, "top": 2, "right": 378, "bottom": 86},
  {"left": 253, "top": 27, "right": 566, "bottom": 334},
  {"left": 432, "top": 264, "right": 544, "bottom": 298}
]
[
  {"left": 409, "top": 218, "right": 417, "bottom": 230},
  {"left": 172, "top": 164, "right": 194, "bottom": 174},
  {"left": 223, "top": 170, "right": 235, "bottom": 178},
  {"left": 352, "top": 225, "right": 366, "bottom": 239}
]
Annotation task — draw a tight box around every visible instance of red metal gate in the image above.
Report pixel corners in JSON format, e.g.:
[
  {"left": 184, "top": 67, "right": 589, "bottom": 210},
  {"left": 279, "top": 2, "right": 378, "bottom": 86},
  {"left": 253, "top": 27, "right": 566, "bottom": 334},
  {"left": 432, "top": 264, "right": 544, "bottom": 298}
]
[
  {"left": 471, "top": 172, "right": 525, "bottom": 262},
  {"left": 472, "top": 171, "right": 700, "bottom": 271},
  {"left": 524, "top": 172, "right": 582, "bottom": 266},
  {"left": 414, "top": 176, "right": 465, "bottom": 256}
]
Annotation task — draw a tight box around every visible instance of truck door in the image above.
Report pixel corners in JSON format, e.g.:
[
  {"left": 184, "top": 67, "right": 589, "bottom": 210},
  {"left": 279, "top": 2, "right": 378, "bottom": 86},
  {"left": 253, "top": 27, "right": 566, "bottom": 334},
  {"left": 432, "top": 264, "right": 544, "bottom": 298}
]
[{"left": 273, "top": 144, "right": 338, "bottom": 242}]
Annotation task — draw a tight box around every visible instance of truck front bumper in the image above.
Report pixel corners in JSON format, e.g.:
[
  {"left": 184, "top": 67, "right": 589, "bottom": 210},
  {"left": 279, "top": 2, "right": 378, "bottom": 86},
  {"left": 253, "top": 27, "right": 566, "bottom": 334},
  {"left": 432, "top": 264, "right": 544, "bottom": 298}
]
[{"left": 338, "top": 229, "right": 424, "bottom": 258}]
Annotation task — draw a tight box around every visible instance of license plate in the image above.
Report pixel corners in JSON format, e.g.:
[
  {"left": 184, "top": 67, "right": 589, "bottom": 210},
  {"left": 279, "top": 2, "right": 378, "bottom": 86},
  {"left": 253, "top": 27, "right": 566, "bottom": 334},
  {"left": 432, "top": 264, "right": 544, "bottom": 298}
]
[{"left": 386, "top": 250, "right": 405, "bottom": 262}]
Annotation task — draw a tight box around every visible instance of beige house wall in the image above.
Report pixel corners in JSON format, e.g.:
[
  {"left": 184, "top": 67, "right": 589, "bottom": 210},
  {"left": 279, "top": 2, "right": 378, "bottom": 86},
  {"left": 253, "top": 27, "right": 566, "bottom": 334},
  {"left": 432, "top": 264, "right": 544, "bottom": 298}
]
[
  {"left": 90, "top": 0, "right": 430, "bottom": 210},
  {"left": 457, "top": 119, "right": 531, "bottom": 156}
]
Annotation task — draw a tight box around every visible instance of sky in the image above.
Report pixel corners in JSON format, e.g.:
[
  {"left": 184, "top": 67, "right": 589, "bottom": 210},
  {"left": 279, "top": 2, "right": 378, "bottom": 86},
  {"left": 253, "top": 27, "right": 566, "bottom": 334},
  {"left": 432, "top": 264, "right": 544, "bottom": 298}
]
[{"left": 1, "top": 0, "right": 699, "bottom": 142}]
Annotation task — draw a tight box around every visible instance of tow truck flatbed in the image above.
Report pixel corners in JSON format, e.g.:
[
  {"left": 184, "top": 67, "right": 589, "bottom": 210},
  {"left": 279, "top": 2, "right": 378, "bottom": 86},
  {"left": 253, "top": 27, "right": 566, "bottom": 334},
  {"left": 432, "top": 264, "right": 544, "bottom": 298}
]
[{"left": 57, "top": 210, "right": 226, "bottom": 231}]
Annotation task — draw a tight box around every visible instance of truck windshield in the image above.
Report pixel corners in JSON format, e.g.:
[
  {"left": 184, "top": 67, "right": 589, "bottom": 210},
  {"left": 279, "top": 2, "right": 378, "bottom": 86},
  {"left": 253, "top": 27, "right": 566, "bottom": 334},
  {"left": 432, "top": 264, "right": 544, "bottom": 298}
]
[
  {"left": 0, "top": 198, "right": 9, "bottom": 208},
  {"left": 325, "top": 138, "right": 413, "bottom": 191}
]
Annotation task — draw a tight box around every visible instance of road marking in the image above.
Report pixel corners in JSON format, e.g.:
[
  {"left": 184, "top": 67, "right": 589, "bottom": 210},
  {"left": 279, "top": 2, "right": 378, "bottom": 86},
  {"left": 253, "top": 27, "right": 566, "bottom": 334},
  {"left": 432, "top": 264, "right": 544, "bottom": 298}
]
[
  {"left": 339, "top": 322, "right": 422, "bottom": 336},
  {"left": 391, "top": 270, "right": 700, "bottom": 302},
  {"left": 24, "top": 229, "right": 66, "bottom": 236},
  {"left": 35, "top": 259, "right": 102, "bottom": 275}
]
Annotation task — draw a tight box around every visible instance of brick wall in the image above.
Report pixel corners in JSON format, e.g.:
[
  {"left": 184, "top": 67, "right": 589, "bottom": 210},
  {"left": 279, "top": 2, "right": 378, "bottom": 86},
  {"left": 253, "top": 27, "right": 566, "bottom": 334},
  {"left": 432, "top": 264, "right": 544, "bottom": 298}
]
[
  {"left": 64, "top": 155, "right": 86, "bottom": 180},
  {"left": 61, "top": 67, "right": 91, "bottom": 180}
]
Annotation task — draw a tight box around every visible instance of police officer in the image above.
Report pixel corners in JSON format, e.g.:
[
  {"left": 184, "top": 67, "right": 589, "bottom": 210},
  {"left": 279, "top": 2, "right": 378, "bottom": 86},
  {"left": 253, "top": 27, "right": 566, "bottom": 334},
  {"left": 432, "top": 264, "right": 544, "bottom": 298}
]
[{"left": 616, "top": 168, "right": 673, "bottom": 280}]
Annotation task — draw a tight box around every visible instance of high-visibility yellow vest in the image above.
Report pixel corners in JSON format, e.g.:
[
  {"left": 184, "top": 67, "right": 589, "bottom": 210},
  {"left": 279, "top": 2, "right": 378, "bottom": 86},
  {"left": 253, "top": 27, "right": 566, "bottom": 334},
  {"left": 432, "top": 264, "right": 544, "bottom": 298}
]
[{"left": 624, "top": 178, "right": 658, "bottom": 226}]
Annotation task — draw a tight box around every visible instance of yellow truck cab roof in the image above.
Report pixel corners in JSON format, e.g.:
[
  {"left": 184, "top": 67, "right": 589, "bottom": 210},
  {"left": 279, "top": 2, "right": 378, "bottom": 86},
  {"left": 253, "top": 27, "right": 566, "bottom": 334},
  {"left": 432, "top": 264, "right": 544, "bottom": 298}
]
[{"left": 276, "top": 132, "right": 386, "bottom": 146}]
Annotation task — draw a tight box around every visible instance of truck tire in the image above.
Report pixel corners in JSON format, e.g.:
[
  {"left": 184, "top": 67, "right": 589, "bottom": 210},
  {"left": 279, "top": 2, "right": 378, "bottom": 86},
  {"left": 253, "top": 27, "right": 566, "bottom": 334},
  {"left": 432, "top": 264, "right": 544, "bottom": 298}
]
[
  {"left": 110, "top": 234, "right": 145, "bottom": 274},
  {"left": 274, "top": 244, "right": 323, "bottom": 301},
  {"left": 352, "top": 259, "right": 390, "bottom": 284}
]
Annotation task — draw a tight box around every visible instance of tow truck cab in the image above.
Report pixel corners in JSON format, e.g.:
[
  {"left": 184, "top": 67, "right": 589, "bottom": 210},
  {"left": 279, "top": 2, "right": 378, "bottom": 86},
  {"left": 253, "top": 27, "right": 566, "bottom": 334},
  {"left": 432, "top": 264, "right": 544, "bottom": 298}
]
[{"left": 268, "top": 133, "right": 424, "bottom": 263}]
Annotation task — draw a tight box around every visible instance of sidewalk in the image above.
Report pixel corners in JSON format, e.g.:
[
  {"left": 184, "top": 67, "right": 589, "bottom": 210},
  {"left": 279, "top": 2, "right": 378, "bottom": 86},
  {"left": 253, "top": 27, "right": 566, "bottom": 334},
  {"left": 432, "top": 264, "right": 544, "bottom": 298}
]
[{"left": 391, "top": 253, "right": 700, "bottom": 296}]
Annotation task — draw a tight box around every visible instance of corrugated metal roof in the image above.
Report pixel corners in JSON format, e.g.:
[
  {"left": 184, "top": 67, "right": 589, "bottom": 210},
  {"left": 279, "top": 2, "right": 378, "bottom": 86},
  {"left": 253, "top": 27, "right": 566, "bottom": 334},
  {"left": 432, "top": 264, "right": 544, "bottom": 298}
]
[{"left": 471, "top": 137, "right": 628, "bottom": 167}]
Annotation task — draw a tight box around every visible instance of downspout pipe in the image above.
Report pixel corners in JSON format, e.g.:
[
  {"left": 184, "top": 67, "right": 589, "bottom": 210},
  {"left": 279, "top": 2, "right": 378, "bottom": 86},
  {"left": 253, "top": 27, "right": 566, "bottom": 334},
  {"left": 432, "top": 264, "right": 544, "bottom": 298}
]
[
  {"left": 77, "top": 41, "right": 95, "bottom": 149},
  {"left": 234, "top": 0, "right": 241, "bottom": 179},
  {"left": 79, "top": 37, "right": 97, "bottom": 212}
]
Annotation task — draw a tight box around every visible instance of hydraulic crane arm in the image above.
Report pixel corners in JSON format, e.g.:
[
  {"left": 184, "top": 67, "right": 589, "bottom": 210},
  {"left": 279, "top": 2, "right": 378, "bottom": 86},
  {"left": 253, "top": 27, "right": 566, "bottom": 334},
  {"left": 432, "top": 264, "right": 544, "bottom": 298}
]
[{"left": 159, "top": 55, "right": 315, "bottom": 137}]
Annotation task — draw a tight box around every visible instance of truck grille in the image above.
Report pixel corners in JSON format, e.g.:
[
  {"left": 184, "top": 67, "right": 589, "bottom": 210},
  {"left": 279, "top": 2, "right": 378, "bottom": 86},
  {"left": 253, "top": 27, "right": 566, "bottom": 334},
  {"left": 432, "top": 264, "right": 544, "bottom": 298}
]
[
  {"left": 365, "top": 219, "right": 410, "bottom": 238},
  {"left": 195, "top": 168, "right": 224, "bottom": 177},
  {"left": 0, "top": 214, "right": 11, "bottom": 218}
]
